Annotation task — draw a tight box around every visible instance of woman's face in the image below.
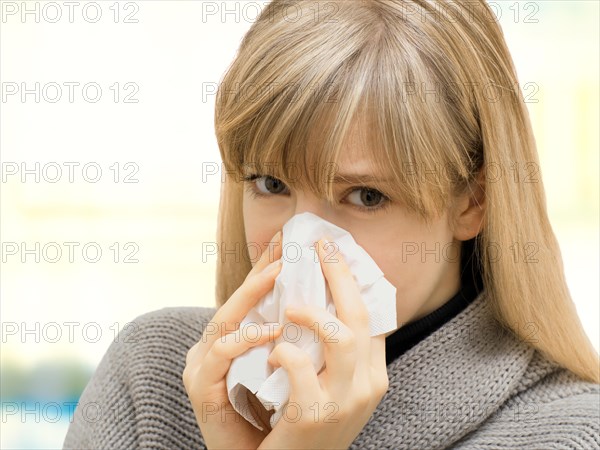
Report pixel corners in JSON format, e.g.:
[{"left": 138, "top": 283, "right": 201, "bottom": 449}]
[{"left": 242, "top": 125, "right": 480, "bottom": 331}]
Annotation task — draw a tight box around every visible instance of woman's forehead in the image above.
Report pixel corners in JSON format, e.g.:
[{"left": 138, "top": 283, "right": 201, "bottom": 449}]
[{"left": 317, "top": 123, "right": 391, "bottom": 177}]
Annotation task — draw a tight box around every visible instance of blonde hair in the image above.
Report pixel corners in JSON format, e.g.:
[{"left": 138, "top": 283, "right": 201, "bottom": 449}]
[{"left": 213, "top": 0, "right": 599, "bottom": 384}]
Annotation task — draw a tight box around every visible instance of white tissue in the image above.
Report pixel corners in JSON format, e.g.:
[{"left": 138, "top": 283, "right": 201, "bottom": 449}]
[{"left": 225, "top": 212, "right": 397, "bottom": 431}]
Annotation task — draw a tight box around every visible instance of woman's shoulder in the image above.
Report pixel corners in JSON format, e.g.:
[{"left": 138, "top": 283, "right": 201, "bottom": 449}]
[
  {"left": 131, "top": 303, "right": 217, "bottom": 343},
  {"left": 454, "top": 349, "right": 600, "bottom": 449},
  {"left": 63, "top": 305, "right": 217, "bottom": 449},
  {"left": 510, "top": 347, "right": 600, "bottom": 399},
  {"left": 107, "top": 305, "right": 219, "bottom": 362}
]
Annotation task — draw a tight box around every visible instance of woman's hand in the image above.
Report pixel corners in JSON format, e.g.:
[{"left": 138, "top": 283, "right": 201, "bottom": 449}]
[
  {"left": 258, "top": 238, "right": 390, "bottom": 450},
  {"left": 183, "top": 230, "right": 284, "bottom": 450}
]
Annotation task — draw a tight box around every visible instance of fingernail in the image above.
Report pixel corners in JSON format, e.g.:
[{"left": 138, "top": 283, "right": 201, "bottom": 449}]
[
  {"left": 272, "top": 230, "right": 282, "bottom": 243},
  {"left": 261, "top": 259, "right": 282, "bottom": 274},
  {"left": 285, "top": 307, "right": 298, "bottom": 316}
]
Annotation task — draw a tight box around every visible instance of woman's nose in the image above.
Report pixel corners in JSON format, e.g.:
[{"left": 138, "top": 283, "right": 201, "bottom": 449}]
[{"left": 292, "top": 192, "right": 328, "bottom": 219}]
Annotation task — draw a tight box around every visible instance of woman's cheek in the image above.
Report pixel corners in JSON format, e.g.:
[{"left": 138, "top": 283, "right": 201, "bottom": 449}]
[
  {"left": 363, "top": 239, "right": 434, "bottom": 324},
  {"left": 243, "top": 214, "right": 285, "bottom": 267},
  {"left": 246, "top": 229, "right": 280, "bottom": 267}
]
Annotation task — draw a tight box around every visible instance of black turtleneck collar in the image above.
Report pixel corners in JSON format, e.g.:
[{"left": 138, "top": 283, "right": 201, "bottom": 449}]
[{"left": 385, "top": 237, "right": 484, "bottom": 366}]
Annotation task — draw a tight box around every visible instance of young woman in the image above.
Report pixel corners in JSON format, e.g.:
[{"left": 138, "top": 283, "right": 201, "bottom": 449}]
[{"left": 64, "top": 1, "right": 600, "bottom": 449}]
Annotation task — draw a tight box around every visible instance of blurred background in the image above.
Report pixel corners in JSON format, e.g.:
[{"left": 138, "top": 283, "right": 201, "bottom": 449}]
[{"left": 1, "top": 1, "right": 598, "bottom": 448}]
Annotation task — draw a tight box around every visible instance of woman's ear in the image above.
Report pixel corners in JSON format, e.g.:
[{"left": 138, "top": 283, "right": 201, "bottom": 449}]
[{"left": 451, "top": 169, "right": 486, "bottom": 241}]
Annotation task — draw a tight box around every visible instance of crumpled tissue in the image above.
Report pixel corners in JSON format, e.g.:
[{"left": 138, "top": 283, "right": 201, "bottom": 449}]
[{"left": 225, "top": 212, "right": 397, "bottom": 430}]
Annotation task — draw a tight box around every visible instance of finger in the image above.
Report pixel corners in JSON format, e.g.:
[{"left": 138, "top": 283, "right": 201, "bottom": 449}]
[
  {"left": 186, "top": 340, "right": 202, "bottom": 366},
  {"left": 284, "top": 305, "right": 356, "bottom": 388},
  {"left": 247, "top": 230, "right": 283, "bottom": 277},
  {"left": 370, "top": 334, "right": 387, "bottom": 371},
  {"left": 267, "top": 342, "right": 322, "bottom": 402},
  {"left": 369, "top": 334, "right": 390, "bottom": 398},
  {"left": 317, "top": 238, "right": 370, "bottom": 358},
  {"left": 201, "top": 323, "right": 283, "bottom": 385},
  {"left": 200, "top": 258, "right": 282, "bottom": 355}
]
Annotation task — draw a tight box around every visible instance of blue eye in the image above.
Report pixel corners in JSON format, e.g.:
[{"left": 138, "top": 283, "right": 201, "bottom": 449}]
[
  {"left": 243, "top": 174, "right": 290, "bottom": 197},
  {"left": 259, "top": 175, "right": 288, "bottom": 195},
  {"left": 342, "top": 187, "right": 390, "bottom": 214},
  {"left": 346, "top": 188, "right": 385, "bottom": 208}
]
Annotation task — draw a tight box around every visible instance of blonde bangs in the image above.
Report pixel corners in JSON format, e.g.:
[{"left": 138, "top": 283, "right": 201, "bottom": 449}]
[{"left": 215, "top": 1, "right": 483, "bottom": 222}]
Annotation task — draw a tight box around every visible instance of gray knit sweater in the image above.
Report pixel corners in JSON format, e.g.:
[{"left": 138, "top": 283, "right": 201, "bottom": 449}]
[{"left": 63, "top": 291, "right": 600, "bottom": 449}]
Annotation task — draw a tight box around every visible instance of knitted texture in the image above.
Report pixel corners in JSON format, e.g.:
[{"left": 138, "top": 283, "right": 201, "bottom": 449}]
[{"left": 63, "top": 291, "right": 600, "bottom": 449}]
